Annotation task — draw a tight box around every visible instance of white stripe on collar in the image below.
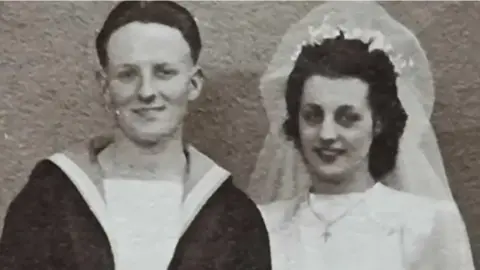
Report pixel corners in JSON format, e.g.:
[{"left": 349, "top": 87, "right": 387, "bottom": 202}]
[
  {"left": 181, "top": 163, "right": 230, "bottom": 235},
  {"left": 47, "top": 153, "right": 120, "bottom": 265}
]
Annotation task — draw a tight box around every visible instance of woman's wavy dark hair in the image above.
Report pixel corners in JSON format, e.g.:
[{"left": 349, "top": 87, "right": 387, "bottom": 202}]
[
  {"left": 283, "top": 32, "right": 408, "bottom": 181},
  {"left": 95, "top": 0, "right": 201, "bottom": 69}
]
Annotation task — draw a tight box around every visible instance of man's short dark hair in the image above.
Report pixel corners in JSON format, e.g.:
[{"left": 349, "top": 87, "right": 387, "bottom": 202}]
[{"left": 95, "top": 1, "right": 202, "bottom": 68}]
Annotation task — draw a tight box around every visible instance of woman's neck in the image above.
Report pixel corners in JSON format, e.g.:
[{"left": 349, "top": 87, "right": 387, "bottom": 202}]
[
  {"left": 100, "top": 129, "right": 187, "bottom": 180},
  {"left": 310, "top": 161, "right": 376, "bottom": 195}
]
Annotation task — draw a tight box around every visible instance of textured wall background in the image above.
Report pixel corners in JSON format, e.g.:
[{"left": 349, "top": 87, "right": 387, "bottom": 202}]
[{"left": 0, "top": 1, "right": 479, "bottom": 264}]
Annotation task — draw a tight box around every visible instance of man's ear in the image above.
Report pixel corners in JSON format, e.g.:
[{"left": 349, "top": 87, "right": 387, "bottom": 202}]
[
  {"left": 187, "top": 66, "right": 204, "bottom": 101},
  {"left": 373, "top": 118, "right": 382, "bottom": 136}
]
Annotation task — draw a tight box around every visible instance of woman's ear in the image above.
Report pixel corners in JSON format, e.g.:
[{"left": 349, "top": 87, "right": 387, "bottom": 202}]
[
  {"left": 95, "top": 70, "right": 112, "bottom": 110},
  {"left": 95, "top": 70, "right": 110, "bottom": 93},
  {"left": 187, "top": 66, "right": 204, "bottom": 101}
]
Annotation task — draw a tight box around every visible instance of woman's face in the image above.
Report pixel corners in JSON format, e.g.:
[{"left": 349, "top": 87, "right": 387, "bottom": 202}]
[
  {"left": 105, "top": 22, "right": 201, "bottom": 145},
  {"left": 298, "top": 75, "right": 374, "bottom": 179}
]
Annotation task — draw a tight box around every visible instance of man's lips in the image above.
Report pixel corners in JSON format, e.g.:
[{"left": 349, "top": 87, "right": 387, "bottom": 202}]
[{"left": 131, "top": 106, "right": 166, "bottom": 114}]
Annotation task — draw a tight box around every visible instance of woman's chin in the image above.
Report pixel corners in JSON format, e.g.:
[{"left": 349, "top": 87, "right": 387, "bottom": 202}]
[{"left": 315, "top": 161, "right": 349, "bottom": 178}]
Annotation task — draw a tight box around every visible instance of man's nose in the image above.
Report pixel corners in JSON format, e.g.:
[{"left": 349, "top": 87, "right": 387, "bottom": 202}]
[{"left": 137, "top": 77, "right": 156, "bottom": 104}]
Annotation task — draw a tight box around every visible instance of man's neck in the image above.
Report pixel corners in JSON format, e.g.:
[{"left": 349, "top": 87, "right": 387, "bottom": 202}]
[
  {"left": 310, "top": 161, "right": 376, "bottom": 195},
  {"left": 100, "top": 129, "right": 187, "bottom": 180}
]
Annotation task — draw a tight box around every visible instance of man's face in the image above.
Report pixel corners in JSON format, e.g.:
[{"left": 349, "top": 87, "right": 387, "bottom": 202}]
[{"left": 105, "top": 22, "right": 202, "bottom": 146}]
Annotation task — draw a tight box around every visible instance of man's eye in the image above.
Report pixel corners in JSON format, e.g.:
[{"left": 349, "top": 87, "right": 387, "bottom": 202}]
[
  {"left": 154, "top": 66, "right": 177, "bottom": 78},
  {"left": 117, "top": 69, "right": 137, "bottom": 81}
]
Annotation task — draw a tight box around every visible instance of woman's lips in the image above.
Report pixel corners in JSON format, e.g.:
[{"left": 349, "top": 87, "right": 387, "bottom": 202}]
[{"left": 314, "top": 147, "right": 346, "bottom": 163}]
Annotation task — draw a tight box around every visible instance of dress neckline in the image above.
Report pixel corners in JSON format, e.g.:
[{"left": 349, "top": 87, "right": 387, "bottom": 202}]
[{"left": 309, "top": 182, "right": 383, "bottom": 202}]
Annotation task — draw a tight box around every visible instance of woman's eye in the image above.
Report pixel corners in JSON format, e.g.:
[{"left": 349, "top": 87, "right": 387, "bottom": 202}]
[
  {"left": 302, "top": 110, "right": 323, "bottom": 124},
  {"left": 337, "top": 113, "right": 361, "bottom": 126}
]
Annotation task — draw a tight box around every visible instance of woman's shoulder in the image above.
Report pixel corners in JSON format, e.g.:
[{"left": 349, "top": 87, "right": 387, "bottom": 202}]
[
  {"left": 377, "top": 184, "right": 457, "bottom": 214},
  {"left": 372, "top": 184, "right": 460, "bottom": 231}
]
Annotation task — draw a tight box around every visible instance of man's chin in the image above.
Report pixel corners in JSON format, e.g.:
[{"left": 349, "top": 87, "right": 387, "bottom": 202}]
[{"left": 125, "top": 128, "right": 177, "bottom": 146}]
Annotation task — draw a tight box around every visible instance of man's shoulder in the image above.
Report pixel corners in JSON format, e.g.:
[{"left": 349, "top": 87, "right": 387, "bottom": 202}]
[
  {"left": 27, "top": 159, "right": 70, "bottom": 191},
  {"left": 12, "top": 159, "right": 80, "bottom": 210},
  {"left": 199, "top": 177, "right": 266, "bottom": 225},
  {"left": 3, "top": 159, "right": 78, "bottom": 228}
]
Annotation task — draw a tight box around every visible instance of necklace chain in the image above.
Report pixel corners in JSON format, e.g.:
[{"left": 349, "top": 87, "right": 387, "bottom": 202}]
[{"left": 306, "top": 192, "right": 367, "bottom": 242}]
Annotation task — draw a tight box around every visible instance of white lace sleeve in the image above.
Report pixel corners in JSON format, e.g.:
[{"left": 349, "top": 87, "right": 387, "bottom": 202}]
[{"left": 415, "top": 201, "right": 475, "bottom": 270}]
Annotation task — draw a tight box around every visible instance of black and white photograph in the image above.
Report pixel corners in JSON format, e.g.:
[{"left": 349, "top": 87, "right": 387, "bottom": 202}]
[{"left": 0, "top": 1, "right": 478, "bottom": 269}]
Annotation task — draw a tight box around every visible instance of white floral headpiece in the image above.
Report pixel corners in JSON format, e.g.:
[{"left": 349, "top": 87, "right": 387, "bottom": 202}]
[{"left": 290, "top": 16, "right": 414, "bottom": 74}]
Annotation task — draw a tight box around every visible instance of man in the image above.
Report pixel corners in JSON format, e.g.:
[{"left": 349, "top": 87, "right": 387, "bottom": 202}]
[{"left": 0, "top": 1, "right": 271, "bottom": 269}]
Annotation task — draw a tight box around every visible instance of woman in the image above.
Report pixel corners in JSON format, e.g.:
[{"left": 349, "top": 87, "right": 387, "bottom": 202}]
[
  {"left": 0, "top": 1, "right": 271, "bottom": 270},
  {"left": 248, "top": 2, "right": 475, "bottom": 270}
]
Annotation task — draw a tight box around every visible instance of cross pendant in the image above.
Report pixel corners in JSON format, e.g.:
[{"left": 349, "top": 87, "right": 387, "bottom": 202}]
[{"left": 323, "top": 231, "right": 332, "bottom": 242}]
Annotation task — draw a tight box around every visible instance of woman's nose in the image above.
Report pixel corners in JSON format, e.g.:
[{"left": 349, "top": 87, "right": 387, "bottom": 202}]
[
  {"left": 319, "top": 118, "right": 337, "bottom": 142},
  {"left": 319, "top": 138, "right": 336, "bottom": 148}
]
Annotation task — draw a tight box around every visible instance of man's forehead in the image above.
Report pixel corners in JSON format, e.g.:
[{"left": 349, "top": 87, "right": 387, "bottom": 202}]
[{"left": 107, "top": 22, "right": 191, "bottom": 65}]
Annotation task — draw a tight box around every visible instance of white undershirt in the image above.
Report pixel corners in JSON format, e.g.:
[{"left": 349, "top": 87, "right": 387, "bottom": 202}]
[{"left": 104, "top": 178, "right": 184, "bottom": 270}]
